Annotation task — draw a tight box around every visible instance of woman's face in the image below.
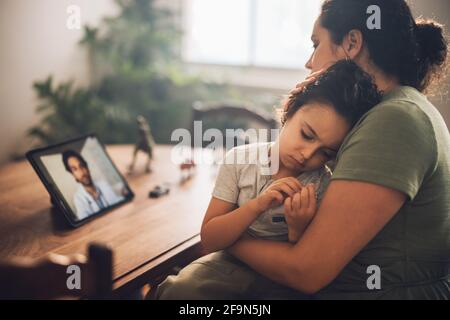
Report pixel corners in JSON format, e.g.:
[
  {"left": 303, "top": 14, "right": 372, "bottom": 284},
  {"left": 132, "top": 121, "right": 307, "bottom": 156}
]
[
  {"left": 305, "top": 18, "right": 347, "bottom": 72},
  {"left": 276, "top": 102, "right": 350, "bottom": 174}
]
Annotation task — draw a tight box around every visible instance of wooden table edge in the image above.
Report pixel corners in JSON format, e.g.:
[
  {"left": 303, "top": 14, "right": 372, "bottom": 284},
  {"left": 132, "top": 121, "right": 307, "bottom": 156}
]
[{"left": 111, "top": 234, "right": 203, "bottom": 297}]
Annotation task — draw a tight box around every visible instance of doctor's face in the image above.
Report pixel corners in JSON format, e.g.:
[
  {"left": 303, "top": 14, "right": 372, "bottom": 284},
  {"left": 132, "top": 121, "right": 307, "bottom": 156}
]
[{"left": 68, "top": 157, "right": 93, "bottom": 187}]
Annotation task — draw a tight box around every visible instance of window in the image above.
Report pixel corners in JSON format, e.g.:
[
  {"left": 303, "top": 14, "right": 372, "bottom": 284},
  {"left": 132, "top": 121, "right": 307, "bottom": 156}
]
[{"left": 183, "top": 0, "right": 321, "bottom": 69}]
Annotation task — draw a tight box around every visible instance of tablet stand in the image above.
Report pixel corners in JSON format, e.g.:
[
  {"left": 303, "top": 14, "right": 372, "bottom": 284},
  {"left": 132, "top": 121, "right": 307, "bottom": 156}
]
[{"left": 50, "top": 195, "right": 59, "bottom": 207}]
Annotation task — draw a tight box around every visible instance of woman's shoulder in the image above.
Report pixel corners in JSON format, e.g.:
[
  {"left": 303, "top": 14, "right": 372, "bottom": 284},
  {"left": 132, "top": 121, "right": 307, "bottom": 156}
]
[
  {"left": 351, "top": 86, "right": 438, "bottom": 141},
  {"left": 364, "top": 86, "right": 431, "bottom": 122},
  {"left": 334, "top": 86, "right": 443, "bottom": 193}
]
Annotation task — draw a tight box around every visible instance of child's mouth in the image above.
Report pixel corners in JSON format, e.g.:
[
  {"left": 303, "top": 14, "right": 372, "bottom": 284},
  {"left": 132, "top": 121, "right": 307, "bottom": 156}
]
[{"left": 290, "top": 156, "right": 305, "bottom": 167}]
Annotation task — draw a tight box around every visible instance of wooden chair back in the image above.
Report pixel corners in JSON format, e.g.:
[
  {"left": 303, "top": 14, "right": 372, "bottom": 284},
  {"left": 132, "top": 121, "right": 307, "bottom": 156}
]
[
  {"left": 0, "top": 243, "right": 113, "bottom": 299},
  {"left": 190, "top": 101, "right": 279, "bottom": 148}
]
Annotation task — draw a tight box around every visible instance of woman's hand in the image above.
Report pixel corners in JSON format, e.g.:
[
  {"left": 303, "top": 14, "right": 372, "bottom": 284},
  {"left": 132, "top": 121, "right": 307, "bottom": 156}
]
[
  {"left": 284, "top": 184, "right": 318, "bottom": 243},
  {"left": 289, "top": 68, "right": 327, "bottom": 95},
  {"left": 255, "top": 177, "right": 303, "bottom": 212}
]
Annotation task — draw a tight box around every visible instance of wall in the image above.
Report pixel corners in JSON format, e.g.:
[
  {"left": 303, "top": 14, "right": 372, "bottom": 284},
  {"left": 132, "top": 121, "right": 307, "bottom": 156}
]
[
  {"left": 409, "top": 0, "right": 450, "bottom": 127},
  {"left": 0, "top": 0, "right": 117, "bottom": 165}
]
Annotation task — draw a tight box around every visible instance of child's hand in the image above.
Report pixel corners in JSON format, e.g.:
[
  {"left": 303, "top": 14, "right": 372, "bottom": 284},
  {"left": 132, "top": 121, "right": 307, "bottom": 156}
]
[
  {"left": 256, "top": 177, "right": 303, "bottom": 212},
  {"left": 284, "top": 184, "right": 318, "bottom": 243}
]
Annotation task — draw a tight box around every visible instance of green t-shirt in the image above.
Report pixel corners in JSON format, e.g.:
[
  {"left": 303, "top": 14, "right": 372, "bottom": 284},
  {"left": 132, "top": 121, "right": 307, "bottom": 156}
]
[{"left": 315, "top": 86, "right": 450, "bottom": 299}]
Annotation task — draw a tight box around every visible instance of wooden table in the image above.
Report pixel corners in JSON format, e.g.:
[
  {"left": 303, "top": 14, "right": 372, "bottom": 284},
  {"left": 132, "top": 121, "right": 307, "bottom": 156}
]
[{"left": 0, "top": 145, "right": 217, "bottom": 297}]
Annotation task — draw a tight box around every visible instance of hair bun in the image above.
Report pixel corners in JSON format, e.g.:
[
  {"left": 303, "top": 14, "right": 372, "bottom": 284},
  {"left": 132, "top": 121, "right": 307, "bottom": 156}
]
[{"left": 415, "top": 19, "right": 447, "bottom": 67}]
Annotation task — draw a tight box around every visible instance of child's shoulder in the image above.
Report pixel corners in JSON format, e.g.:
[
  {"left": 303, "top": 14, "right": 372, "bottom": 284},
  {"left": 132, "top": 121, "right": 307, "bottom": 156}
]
[
  {"left": 222, "top": 142, "right": 272, "bottom": 166},
  {"left": 297, "top": 165, "right": 332, "bottom": 185},
  {"left": 228, "top": 141, "right": 272, "bottom": 154}
]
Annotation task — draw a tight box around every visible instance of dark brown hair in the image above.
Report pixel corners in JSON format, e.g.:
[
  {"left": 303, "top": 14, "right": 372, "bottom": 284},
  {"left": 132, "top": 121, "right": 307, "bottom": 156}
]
[
  {"left": 320, "top": 0, "right": 448, "bottom": 92},
  {"left": 280, "top": 60, "right": 381, "bottom": 127},
  {"left": 62, "top": 150, "right": 88, "bottom": 173}
]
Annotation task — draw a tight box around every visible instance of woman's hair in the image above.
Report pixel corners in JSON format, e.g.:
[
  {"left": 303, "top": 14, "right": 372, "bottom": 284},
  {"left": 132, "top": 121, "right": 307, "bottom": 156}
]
[
  {"left": 280, "top": 60, "right": 382, "bottom": 127},
  {"left": 320, "top": 0, "right": 448, "bottom": 92}
]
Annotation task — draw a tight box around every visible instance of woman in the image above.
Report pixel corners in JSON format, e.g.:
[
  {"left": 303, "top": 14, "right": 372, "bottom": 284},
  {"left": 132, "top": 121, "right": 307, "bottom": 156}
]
[{"left": 157, "top": 0, "right": 450, "bottom": 299}]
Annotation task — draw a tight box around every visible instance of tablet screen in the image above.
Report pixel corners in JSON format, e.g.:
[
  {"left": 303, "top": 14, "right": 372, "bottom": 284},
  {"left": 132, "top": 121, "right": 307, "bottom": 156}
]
[{"left": 27, "top": 134, "right": 134, "bottom": 226}]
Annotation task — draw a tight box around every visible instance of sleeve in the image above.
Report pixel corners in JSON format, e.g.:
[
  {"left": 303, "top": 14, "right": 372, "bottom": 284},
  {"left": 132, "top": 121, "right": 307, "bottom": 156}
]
[
  {"left": 331, "top": 101, "right": 437, "bottom": 200},
  {"left": 211, "top": 148, "right": 240, "bottom": 204},
  {"left": 316, "top": 168, "right": 332, "bottom": 207}
]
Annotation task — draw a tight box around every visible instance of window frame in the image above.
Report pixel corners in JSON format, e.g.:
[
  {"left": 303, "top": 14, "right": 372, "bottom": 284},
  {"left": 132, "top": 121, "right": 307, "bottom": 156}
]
[{"left": 180, "top": 0, "right": 318, "bottom": 71}]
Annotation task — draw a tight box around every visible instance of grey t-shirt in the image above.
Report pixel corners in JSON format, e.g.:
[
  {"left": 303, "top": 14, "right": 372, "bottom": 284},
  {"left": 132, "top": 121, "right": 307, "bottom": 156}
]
[{"left": 212, "top": 142, "right": 331, "bottom": 241}]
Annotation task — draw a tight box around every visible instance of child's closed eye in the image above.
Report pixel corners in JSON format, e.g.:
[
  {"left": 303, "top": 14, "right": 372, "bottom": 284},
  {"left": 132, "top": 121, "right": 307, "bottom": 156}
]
[{"left": 301, "top": 130, "right": 314, "bottom": 141}]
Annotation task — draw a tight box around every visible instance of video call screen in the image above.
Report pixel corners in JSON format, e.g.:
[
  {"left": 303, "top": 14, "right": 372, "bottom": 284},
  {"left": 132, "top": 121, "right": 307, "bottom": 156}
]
[{"left": 28, "top": 135, "right": 133, "bottom": 224}]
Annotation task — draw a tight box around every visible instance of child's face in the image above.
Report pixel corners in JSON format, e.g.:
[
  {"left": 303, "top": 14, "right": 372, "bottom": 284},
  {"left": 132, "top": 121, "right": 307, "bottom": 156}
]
[{"left": 276, "top": 102, "right": 350, "bottom": 173}]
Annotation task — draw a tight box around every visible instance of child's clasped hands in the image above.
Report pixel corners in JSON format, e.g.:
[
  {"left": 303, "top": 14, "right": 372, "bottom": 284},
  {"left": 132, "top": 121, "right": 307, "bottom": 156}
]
[{"left": 255, "top": 178, "right": 318, "bottom": 242}]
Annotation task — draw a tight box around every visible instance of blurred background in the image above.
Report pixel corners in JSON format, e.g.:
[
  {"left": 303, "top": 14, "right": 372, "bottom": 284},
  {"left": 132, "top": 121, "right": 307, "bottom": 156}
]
[{"left": 0, "top": 0, "right": 449, "bottom": 166}]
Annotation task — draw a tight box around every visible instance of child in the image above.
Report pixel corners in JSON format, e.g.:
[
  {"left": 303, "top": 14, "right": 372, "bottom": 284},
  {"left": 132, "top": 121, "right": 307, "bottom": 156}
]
[{"left": 201, "top": 60, "right": 382, "bottom": 252}]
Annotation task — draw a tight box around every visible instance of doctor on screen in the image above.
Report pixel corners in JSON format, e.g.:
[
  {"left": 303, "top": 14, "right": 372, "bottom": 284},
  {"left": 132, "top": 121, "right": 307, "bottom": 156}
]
[{"left": 62, "top": 150, "right": 123, "bottom": 220}]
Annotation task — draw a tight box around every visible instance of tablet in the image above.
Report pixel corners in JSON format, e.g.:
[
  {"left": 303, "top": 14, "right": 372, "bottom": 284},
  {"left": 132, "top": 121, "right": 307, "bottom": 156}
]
[{"left": 26, "top": 134, "right": 134, "bottom": 227}]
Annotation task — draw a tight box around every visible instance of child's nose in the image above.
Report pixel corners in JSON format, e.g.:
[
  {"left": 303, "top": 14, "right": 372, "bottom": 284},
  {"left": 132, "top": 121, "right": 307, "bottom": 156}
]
[{"left": 302, "top": 147, "right": 316, "bottom": 160}]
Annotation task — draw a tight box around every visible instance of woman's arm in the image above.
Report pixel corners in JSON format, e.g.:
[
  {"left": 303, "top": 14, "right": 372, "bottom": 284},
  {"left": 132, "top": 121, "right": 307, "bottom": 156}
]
[{"left": 228, "top": 179, "right": 407, "bottom": 294}]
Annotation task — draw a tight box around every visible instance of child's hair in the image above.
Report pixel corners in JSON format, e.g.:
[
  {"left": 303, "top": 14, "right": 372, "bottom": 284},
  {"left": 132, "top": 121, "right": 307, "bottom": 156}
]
[{"left": 279, "top": 60, "right": 382, "bottom": 128}]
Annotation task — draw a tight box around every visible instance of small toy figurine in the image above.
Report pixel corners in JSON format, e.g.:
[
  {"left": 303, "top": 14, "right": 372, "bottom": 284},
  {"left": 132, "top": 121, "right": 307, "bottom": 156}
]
[
  {"left": 180, "top": 158, "right": 196, "bottom": 181},
  {"left": 128, "top": 115, "right": 155, "bottom": 174},
  {"left": 149, "top": 185, "right": 170, "bottom": 198}
]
